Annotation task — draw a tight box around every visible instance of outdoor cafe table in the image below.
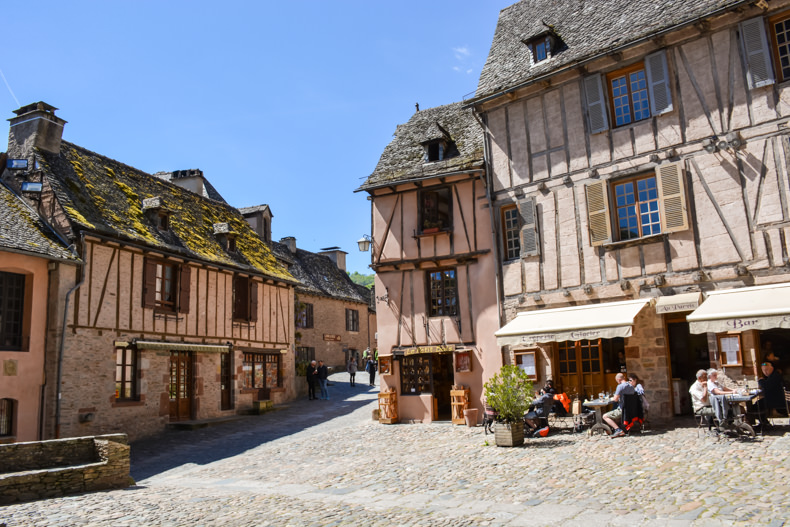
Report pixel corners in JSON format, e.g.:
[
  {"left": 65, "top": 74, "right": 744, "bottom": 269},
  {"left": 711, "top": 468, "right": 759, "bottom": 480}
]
[
  {"left": 583, "top": 398, "right": 613, "bottom": 435},
  {"left": 713, "top": 391, "right": 762, "bottom": 438}
]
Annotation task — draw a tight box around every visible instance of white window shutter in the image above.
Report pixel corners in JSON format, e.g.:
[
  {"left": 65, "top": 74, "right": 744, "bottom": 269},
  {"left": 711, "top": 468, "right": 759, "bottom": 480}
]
[
  {"left": 583, "top": 74, "right": 609, "bottom": 134},
  {"left": 585, "top": 181, "right": 612, "bottom": 246},
  {"left": 519, "top": 197, "right": 539, "bottom": 257},
  {"left": 740, "top": 17, "right": 775, "bottom": 89},
  {"left": 656, "top": 161, "right": 689, "bottom": 233},
  {"left": 645, "top": 50, "right": 673, "bottom": 116}
]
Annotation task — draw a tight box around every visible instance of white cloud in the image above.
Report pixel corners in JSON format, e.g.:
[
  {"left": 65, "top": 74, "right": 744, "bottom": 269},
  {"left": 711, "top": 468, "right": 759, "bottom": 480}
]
[{"left": 453, "top": 46, "right": 470, "bottom": 60}]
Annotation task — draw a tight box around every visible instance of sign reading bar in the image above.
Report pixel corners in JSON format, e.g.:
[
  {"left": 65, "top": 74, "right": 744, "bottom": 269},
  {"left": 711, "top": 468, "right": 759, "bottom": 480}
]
[
  {"left": 403, "top": 344, "right": 455, "bottom": 356},
  {"left": 323, "top": 334, "right": 341, "bottom": 342}
]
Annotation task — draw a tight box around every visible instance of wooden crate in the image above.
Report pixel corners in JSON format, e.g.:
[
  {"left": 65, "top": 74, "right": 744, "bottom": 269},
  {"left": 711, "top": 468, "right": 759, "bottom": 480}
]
[
  {"left": 450, "top": 388, "right": 470, "bottom": 425},
  {"left": 378, "top": 390, "right": 399, "bottom": 424}
]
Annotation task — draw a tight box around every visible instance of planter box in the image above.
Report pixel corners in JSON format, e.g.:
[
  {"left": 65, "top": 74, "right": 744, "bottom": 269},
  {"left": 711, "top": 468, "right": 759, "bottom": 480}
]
[{"left": 494, "top": 422, "right": 524, "bottom": 447}]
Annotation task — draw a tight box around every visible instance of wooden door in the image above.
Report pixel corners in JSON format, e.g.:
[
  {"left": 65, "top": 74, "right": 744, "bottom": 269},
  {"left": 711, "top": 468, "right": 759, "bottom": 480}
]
[
  {"left": 169, "top": 350, "right": 193, "bottom": 421},
  {"left": 556, "top": 340, "right": 605, "bottom": 400},
  {"left": 220, "top": 352, "right": 232, "bottom": 411}
]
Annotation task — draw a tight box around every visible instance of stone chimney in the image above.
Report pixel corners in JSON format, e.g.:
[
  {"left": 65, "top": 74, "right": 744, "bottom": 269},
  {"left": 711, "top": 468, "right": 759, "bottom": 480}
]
[
  {"left": 169, "top": 169, "right": 206, "bottom": 196},
  {"left": 7, "top": 102, "right": 67, "bottom": 159},
  {"left": 319, "top": 247, "right": 347, "bottom": 272},
  {"left": 280, "top": 236, "right": 297, "bottom": 254}
]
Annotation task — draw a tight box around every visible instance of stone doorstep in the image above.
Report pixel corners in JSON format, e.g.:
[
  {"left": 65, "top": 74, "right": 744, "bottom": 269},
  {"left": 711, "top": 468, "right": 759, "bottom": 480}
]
[{"left": 166, "top": 415, "right": 251, "bottom": 430}]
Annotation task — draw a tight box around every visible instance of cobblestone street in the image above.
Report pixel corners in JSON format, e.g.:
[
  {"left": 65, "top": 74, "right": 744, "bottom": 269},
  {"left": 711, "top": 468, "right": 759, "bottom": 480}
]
[{"left": 2, "top": 373, "right": 789, "bottom": 526}]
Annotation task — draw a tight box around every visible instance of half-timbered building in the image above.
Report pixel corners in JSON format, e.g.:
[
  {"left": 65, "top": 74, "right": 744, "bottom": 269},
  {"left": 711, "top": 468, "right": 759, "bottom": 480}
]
[
  {"left": 470, "top": 0, "right": 790, "bottom": 420},
  {"left": 358, "top": 102, "right": 501, "bottom": 422},
  {"left": 1, "top": 102, "right": 297, "bottom": 441}
]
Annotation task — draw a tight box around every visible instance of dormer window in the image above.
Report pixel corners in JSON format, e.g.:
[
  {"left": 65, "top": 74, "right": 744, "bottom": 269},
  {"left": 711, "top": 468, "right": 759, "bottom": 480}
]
[
  {"left": 213, "top": 222, "right": 237, "bottom": 253},
  {"left": 426, "top": 140, "right": 445, "bottom": 162},
  {"left": 142, "top": 196, "right": 172, "bottom": 232},
  {"left": 523, "top": 29, "right": 560, "bottom": 65},
  {"left": 156, "top": 213, "right": 169, "bottom": 231}
]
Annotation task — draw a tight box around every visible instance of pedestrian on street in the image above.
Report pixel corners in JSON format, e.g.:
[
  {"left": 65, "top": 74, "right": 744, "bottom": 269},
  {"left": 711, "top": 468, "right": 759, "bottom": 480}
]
[
  {"left": 347, "top": 357, "right": 358, "bottom": 387},
  {"left": 306, "top": 360, "right": 319, "bottom": 400},
  {"left": 366, "top": 356, "right": 377, "bottom": 387},
  {"left": 317, "top": 360, "right": 330, "bottom": 400}
]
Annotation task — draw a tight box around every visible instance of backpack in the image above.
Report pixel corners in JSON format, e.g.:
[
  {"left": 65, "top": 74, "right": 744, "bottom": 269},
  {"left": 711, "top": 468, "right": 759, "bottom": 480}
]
[{"left": 553, "top": 393, "right": 571, "bottom": 413}]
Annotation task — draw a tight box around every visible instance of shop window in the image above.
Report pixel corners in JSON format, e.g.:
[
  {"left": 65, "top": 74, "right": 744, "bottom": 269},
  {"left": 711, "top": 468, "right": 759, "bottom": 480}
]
[
  {"left": 0, "top": 398, "right": 14, "bottom": 437},
  {"left": 243, "top": 352, "right": 281, "bottom": 389},
  {"left": 346, "top": 308, "right": 359, "bottom": 332},
  {"left": 115, "top": 346, "right": 139, "bottom": 401},
  {"left": 718, "top": 334, "right": 743, "bottom": 367},
  {"left": 233, "top": 275, "right": 258, "bottom": 322},
  {"left": 0, "top": 271, "right": 25, "bottom": 350},
  {"left": 428, "top": 268, "right": 458, "bottom": 317},
  {"left": 419, "top": 188, "right": 452, "bottom": 233},
  {"left": 142, "top": 258, "right": 190, "bottom": 313},
  {"left": 401, "top": 354, "right": 433, "bottom": 395},
  {"left": 585, "top": 162, "right": 688, "bottom": 246},
  {"left": 295, "top": 346, "right": 315, "bottom": 376},
  {"left": 297, "top": 302, "right": 314, "bottom": 329}
]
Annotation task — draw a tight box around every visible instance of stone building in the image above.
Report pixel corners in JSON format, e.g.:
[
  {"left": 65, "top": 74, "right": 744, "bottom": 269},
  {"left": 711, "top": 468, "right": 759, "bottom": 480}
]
[
  {"left": 358, "top": 102, "right": 501, "bottom": 422},
  {"left": 469, "top": 0, "right": 790, "bottom": 420},
  {"left": 1, "top": 102, "right": 298, "bottom": 441},
  {"left": 0, "top": 180, "right": 80, "bottom": 442}
]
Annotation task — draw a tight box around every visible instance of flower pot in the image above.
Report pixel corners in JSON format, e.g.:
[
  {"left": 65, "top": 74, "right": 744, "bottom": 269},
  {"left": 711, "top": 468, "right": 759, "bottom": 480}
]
[
  {"left": 494, "top": 421, "right": 524, "bottom": 447},
  {"left": 463, "top": 408, "right": 479, "bottom": 427}
]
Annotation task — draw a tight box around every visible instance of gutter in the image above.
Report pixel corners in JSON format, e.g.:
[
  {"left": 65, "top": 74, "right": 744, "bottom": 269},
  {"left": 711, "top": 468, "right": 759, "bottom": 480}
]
[{"left": 355, "top": 167, "right": 485, "bottom": 193}]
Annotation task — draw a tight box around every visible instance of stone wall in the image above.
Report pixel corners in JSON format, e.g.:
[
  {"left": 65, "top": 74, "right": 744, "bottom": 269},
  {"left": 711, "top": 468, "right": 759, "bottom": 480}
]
[{"left": 0, "top": 434, "right": 132, "bottom": 505}]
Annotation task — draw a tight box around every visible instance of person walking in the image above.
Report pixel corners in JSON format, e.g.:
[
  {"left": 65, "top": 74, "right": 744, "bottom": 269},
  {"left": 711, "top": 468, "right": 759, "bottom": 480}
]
[
  {"left": 365, "top": 356, "right": 377, "bottom": 387},
  {"left": 306, "top": 360, "right": 319, "bottom": 400},
  {"left": 347, "top": 357, "right": 358, "bottom": 387},
  {"left": 317, "top": 360, "right": 329, "bottom": 400}
]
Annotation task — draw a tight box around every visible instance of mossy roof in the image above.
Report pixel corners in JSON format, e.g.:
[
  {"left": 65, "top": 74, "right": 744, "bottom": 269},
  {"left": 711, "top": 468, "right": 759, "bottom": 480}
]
[
  {"left": 38, "top": 141, "right": 294, "bottom": 283},
  {"left": 0, "top": 181, "right": 80, "bottom": 262},
  {"left": 358, "top": 102, "right": 484, "bottom": 192}
]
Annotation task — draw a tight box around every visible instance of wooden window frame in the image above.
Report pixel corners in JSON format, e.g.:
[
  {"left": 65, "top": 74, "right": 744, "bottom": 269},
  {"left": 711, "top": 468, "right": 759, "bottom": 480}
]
[
  {"left": 297, "top": 302, "right": 314, "bottom": 329},
  {"left": 418, "top": 187, "right": 452, "bottom": 233},
  {"left": 346, "top": 308, "right": 359, "bottom": 332},
  {"left": 612, "top": 173, "right": 661, "bottom": 241},
  {"left": 143, "top": 258, "right": 190, "bottom": 314},
  {"left": 769, "top": 11, "right": 790, "bottom": 83},
  {"left": 400, "top": 354, "right": 433, "bottom": 395},
  {"left": 717, "top": 334, "right": 743, "bottom": 367},
  {"left": 427, "top": 268, "right": 458, "bottom": 318},
  {"left": 514, "top": 350, "right": 538, "bottom": 381},
  {"left": 115, "top": 346, "right": 139, "bottom": 401},
  {"left": 233, "top": 275, "right": 258, "bottom": 322},
  {"left": 0, "top": 398, "right": 15, "bottom": 437},
  {"left": 606, "top": 61, "right": 651, "bottom": 127},
  {"left": 0, "top": 271, "right": 25, "bottom": 351},
  {"left": 501, "top": 205, "right": 521, "bottom": 260}
]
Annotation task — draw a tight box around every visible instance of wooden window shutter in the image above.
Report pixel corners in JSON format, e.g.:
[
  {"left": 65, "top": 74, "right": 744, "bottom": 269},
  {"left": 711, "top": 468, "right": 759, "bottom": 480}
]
[
  {"left": 740, "top": 17, "right": 775, "bottom": 89},
  {"left": 177, "top": 264, "right": 191, "bottom": 313},
  {"left": 583, "top": 74, "right": 609, "bottom": 134},
  {"left": 645, "top": 50, "right": 673, "bottom": 116},
  {"left": 656, "top": 161, "right": 689, "bottom": 233},
  {"left": 142, "top": 258, "right": 157, "bottom": 308},
  {"left": 249, "top": 281, "right": 258, "bottom": 322},
  {"left": 585, "top": 181, "right": 612, "bottom": 246},
  {"left": 519, "top": 197, "right": 539, "bottom": 257}
]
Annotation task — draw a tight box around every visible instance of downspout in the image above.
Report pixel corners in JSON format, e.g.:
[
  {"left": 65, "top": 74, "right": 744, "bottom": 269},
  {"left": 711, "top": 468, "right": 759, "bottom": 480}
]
[{"left": 55, "top": 233, "right": 85, "bottom": 438}]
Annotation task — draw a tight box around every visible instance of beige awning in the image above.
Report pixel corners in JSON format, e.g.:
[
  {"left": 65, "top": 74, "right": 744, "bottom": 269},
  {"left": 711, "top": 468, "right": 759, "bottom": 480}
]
[
  {"left": 134, "top": 340, "right": 230, "bottom": 353},
  {"left": 655, "top": 292, "right": 702, "bottom": 314},
  {"left": 687, "top": 282, "right": 790, "bottom": 334},
  {"left": 495, "top": 299, "right": 650, "bottom": 347}
]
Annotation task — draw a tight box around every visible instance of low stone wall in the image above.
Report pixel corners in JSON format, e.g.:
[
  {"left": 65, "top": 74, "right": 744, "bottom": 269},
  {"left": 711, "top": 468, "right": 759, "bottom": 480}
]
[{"left": 0, "top": 434, "right": 133, "bottom": 505}]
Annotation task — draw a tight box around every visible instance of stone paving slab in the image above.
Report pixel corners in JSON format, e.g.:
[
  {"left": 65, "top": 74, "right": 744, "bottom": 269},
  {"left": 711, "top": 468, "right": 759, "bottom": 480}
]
[{"left": 1, "top": 373, "right": 789, "bottom": 526}]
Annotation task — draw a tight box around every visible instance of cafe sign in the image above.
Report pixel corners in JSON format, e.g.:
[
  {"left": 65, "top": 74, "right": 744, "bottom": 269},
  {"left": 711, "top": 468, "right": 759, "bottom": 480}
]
[
  {"left": 402, "top": 344, "right": 456, "bottom": 356},
  {"left": 689, "top": 314, "right": 790, "bottom": 334}
]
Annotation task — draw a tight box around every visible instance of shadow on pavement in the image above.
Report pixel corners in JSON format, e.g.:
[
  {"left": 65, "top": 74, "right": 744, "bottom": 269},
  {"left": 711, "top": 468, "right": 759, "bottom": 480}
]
[{"left": 130, "top": 373, "right": 377, "bottom": 481}]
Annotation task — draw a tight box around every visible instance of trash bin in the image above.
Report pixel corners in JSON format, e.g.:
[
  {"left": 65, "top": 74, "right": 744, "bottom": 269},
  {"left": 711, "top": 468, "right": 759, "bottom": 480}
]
[{"left": 672, "top": 378, "right": 690, "bottom": 415}]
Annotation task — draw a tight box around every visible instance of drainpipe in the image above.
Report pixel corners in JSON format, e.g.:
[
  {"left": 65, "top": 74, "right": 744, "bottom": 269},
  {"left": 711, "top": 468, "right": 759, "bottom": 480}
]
[{"left": 55, "top": 233, "right": 85, "bottom": 438}]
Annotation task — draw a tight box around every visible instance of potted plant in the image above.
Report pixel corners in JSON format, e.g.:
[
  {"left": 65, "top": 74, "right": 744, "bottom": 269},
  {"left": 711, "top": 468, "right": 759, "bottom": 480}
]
[{"left": 483, "top": 365, "right": 534, "bottom": 447}]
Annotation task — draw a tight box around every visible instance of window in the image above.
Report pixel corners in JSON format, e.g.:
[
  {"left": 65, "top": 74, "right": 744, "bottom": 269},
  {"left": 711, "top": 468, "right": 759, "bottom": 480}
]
[
  {"left": 0, "top": 271, "right": 25, "bottom": 350},
  {"left": 401, "top": 354, "right": 433, "bottom": 395},
  {"left": 718, "top": 335, "right": 743, "bottom": 367},
  {"left": 297, "top": 302, "right": 314, "bottom": 329},
  {"left": 770, "top": 13, "right": 790, "bottom": 82},
  {"left": 346, "top": 308, "right": 359, "bottom": 332},
  {"left": 143, "top": 259, "right": 190, "bottom": 313},
  {"left": 0, "top": 398, "right": 13, "bottom": 437},
  {"left": 296, "top": 346, "right": 315, "bottom": 375},
  {"left": 115, "top": 346, "right": 139, "bottom": 400},
  {"left": 243, "top": 352, "right": 281, "bottom": 389},
  {"left": 583, "top": 50, "right": 672, "bottom": 133},
  {"left": 156, "top": 213, "right": 169, "bottom": 231},
  {"left": 585, "top": 162, "right": 688, "bottom": 246},
  {"left": 423, "top": 139, "right": 458, "bottom": 162},
  {"left": 419, "top": 187, "right": 452, "bottom": 233},
  {"left": 501, "top": 205, "right": 521, "bottom": 260},
  {"left": 428, "top": 268, "right": 458, "bottom": 317},
  {"left": 233, "top": 275, "right": 258, "bottom": 322}
]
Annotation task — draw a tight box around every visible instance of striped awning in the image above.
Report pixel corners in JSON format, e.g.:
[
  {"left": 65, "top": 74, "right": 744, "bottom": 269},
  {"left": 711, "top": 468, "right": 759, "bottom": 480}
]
[
  {"left": 134, "top": 340, "right": 231, "bottom": 353},
  {"left": 687, "top": 282, "right": 790, "bottom": 334}
]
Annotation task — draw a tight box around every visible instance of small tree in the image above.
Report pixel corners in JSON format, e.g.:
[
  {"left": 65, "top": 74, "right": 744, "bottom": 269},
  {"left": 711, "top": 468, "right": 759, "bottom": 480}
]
[{"left": 484, "top": 365, "right": 534, "bottom": 423}]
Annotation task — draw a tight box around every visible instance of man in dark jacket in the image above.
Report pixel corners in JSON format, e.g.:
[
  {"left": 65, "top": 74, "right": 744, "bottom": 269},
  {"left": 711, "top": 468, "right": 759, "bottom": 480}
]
[
  {"left": 317, "top": 360, "right": 330, "bottom": 400},
  {"left": 306, "top": 360, "right": 319, "bottom": 400},
  {"left": 759, "top": 361, "right": 787, "bottom": 416}
]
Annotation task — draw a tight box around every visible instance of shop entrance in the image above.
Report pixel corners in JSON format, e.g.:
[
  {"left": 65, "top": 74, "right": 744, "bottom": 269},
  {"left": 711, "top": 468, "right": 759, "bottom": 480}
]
[
  {"left": 667, "top": 319, "right": 710, "bottom": 414},
  {"left": 760, "top": 329, "right": 790, "bottom": 374},
  {"left": 169, "top": 350, "right": 193, "bottom": 421},
  {"left": 432, "top": 353, "right": 453, "bottom": 420}
]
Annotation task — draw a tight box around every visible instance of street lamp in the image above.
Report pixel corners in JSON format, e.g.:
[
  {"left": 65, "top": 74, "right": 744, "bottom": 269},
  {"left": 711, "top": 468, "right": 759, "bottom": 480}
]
[{"left": 357, "top": 234, "right": 372, "bottom": 252}]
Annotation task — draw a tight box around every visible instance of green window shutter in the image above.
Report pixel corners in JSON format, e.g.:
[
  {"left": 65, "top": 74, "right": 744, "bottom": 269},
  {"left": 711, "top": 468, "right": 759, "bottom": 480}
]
[
  {"left": 583, "top": 74, "right": 609, "bottom": 134},
  {"left": 585, "top": 181, "right": 612, "bottom": 246},
  {"left": 519, "top": 197, "right": 539, "bottom": 257},
  {"left": 656, "top": 161, "right": 689, "bottom": 233},
  {"left": 645, "top": 50, "right": 673, "bottom": 116},
  {"left": 740, "top": 17, "right": 775, "bottom": 89}
]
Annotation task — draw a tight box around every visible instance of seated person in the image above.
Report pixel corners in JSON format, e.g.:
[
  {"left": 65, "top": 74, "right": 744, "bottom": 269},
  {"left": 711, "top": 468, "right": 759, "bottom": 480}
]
[
  {"left": 628, "top": 372, "right": 649, "bottom": 414},
  {"left": 758, "top": 361, "right": 788, "bottom": 416},
  {"left": 543, "top": 379, "right": 557, "bottom": 395},
  {"left": 603, "top": 373, "right": 635, "bottom": 438},
  {"left": 706, "top": 369, "right": 738, "bottom": 395},
  {"left": 689, "top": 369, "right": 715, "bottom": 429},
  {"left": 524, "top": 384, "right": 555, "bottom": 431}
]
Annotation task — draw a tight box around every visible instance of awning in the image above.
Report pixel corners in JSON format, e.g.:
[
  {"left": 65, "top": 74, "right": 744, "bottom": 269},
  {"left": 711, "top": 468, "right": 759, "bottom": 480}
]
[
  {"left": 687, "top": 282, "right": 790, "bottom": 334},
  {"left": 655, "top": 292, "right": 702, "bottom": 314},
  {"left": 134, "top": 340, "right": 231, "bottom": 353},
  {"left": 495, "top": 299, "right": 650, "bottom": 347}
]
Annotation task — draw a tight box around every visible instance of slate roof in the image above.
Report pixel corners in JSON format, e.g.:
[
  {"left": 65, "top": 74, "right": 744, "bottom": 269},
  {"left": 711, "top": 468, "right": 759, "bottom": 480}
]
[
  {"left": 0, "top": 182, "right": 80, "bottom": 262},
  {"left": 358, "top": 102, "right": 484, "bottom": 191},
  {"left": 153, "top": 170, "right": 228, "bottom": 203},
  {"left": 475, "top": 0, "right": 750, "bottom": 100},
  {"left": 238, "top": 204, "right": 271, "bottom": 216},
  {"left": 270, "top": 241, "right": 371, "bottom": 307},
  {"left": 36, "top": 141, "right": 294, "bottom": 282}
]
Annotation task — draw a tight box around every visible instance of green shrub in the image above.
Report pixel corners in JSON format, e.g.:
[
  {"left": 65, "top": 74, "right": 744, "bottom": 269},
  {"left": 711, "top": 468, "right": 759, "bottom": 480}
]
[{"left": 483, "top": 365, "right": 534, "bottom": 423}]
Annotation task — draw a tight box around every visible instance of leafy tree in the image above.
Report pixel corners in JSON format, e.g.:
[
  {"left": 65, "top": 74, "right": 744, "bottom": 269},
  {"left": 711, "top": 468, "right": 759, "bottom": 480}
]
[{"left": 348, "top": 271, "right": 374, "bottom": 289}]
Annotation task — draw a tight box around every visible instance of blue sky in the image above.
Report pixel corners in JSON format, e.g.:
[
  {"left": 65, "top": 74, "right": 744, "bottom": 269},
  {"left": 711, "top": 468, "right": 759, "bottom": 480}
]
[{"left": 1, "top": 1, "right": 513, "bottom": 274}]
